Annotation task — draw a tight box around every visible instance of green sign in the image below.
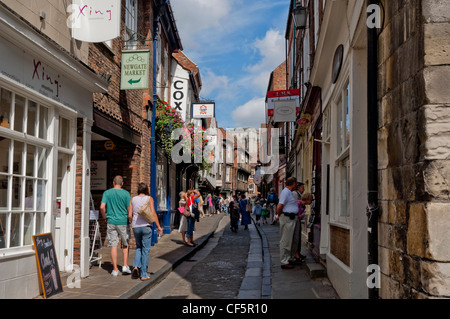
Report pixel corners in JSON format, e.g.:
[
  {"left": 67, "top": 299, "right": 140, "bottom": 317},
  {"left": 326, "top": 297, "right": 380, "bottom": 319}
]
[{"left": 120, "top": 50, "right": 150, "bottom": 90}]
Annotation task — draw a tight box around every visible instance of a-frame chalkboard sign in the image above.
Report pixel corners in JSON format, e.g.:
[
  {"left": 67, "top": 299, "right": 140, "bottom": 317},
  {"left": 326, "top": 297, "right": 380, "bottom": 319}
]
[{"left": 32, "top": 233, "right": 63, "bottom": 298}]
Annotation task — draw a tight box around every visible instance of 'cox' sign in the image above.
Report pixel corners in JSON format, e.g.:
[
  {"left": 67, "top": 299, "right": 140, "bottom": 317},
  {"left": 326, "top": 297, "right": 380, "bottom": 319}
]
[{"left": 171, "top": 79, "right": 188, "bottom": 121}]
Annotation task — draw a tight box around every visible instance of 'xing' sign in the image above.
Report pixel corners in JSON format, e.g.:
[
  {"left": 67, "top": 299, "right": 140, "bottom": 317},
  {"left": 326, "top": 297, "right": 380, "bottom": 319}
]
[
  {"left": 70, "top": 0, "right": 121, "bottom": 43},
  {"left": 120, "top": 50, "right": 150, "bottom": 90}
]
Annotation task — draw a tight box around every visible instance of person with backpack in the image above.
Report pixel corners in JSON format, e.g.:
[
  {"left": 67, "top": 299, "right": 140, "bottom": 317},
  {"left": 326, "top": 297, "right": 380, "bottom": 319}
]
[{"left": 267, "top": 188, "right": 279, "bottom": 225}]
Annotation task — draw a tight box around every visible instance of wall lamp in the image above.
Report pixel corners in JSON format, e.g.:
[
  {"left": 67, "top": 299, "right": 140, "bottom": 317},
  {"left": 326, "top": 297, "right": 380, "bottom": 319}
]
[{"left": 293, "top": 5, "right": 307, "bottom": 29}]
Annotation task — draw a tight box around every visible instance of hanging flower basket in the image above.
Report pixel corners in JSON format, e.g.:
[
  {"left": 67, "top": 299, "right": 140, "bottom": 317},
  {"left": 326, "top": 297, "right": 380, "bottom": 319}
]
[{"left": 156, "top": 99, "right": 184, "bottom": 157}]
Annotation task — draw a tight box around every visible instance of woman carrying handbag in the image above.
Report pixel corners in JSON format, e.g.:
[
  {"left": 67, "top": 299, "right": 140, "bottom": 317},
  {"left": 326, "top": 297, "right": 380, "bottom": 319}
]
[{"left": 129, "top": 183, "right": 163, "bottom": 281}]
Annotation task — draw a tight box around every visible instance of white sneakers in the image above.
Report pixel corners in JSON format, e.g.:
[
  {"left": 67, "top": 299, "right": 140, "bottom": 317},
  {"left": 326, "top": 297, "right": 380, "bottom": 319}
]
[
  {"left": 122, "top": 266, "right": 131, "bottom": 274},
  {"left": 111, "top": 266, "right": 132, "bottom": 277},
  {"left": 111, "top": 270, "right": 120, "bottom": 277}
]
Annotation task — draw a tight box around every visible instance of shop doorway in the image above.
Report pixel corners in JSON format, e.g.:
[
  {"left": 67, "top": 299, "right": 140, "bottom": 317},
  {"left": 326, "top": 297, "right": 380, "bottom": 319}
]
[{"left": 54, "top": 152, "right": 73, "bottom": 271}]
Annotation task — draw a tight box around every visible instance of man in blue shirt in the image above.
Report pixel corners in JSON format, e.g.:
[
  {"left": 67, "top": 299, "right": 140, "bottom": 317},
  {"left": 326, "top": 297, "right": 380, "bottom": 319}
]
[{"left": 276, "top": 177, "right": 299, "bottom": 269}]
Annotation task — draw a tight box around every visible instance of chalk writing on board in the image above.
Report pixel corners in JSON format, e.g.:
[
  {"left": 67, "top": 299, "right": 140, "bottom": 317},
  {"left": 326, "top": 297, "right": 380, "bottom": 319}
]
[{"left": 33, "top": 233, "right": 63, "bottom": 298}]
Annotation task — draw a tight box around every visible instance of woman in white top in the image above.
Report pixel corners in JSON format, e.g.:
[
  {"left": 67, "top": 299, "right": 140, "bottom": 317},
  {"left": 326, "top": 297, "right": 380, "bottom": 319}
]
[
  {"left": 130, "top": 183, "right": 162, "bottom": 281},
  {"left": 178, "top": 191, "right": 188, "bottom": 244}
]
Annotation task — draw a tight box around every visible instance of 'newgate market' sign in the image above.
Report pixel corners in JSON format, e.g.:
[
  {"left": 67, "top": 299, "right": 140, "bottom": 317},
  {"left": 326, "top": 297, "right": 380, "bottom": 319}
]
[{"left": 120, "top": 50, "right": 150, "bottom": 90}]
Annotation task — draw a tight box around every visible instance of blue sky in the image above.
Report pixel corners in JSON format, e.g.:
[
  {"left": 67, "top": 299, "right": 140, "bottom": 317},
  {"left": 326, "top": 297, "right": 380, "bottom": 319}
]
[{"left": 170, "top": 0, "right": 290, "bottom": 129}]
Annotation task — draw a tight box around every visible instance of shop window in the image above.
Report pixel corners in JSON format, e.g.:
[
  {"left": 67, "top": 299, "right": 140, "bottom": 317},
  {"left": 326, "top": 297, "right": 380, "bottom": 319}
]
[
  {"left": 333, "top": 80, "right": 351, "bottom": 222},
  {"left": 335, "top": 156, "right": 350, "bottom": 218},
  {"left": 0, "top": 87, "right": 50, "bottom": 252},
  {"left": 125, "top": 0, "right": 138, "bottom": 49},
  {"left": 336, "top": 82, "right": 350, "bottom": 156},
  {"left": 157, "top": 148, "right": 167, "bottom": 211},
  {"left": 59, "top": 117, "right": 71, "bottom": 149}
]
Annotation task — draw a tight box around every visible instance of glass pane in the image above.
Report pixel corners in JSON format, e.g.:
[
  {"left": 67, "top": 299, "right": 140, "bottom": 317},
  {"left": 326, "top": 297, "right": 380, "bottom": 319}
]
[
  {"left": 337, "top": 97, "right": 343, "bottom": 155},
  {"left": 13, "top": 141, "right": 24, "bottom": 175},
  {"left": 10, "top": 213, "right": 21, "bottom": 247},
  {"left": 37, "top": 147, "right": 47, "bottom": 178},
  {"left": 36, "top": 212, "right": 45, "bottom": 235},
  {"left": 14, "top": 95, "right": 25, "bottom": 132},
  {"left": 25, "top": 179, "right": 34, "bottom": 210},
  {"left": 38, "top": 105, "right": 48, "bottom": 140},
  {"left": 0, "top": 88, "right": 12, "bottom": 129},
  {"left": 26, "top": 144, "right": 36, "bottom": 177},
  {"left": 37, "top": 180, "right": 46, "bottom": 211},
  {"left": 12, "top": 176, "right": 22, "bottom": 210},
  {"left": 345, "top": 84, "right": 350, "bottom": 149},
  {"left": 0, "top": 175, "right": 7, "bottom": 209},
  {"left": 340, "top": 158, "right": 350, "bottom": 217},
  {"left": 59, "top": 117, "right": 70, "bottom": 149},
  {"left": 27, "top": 101, "right": 37, "bottom": 136},
  {"left": 0, "top": 138, "right": 10, "bottom": 173},
  {"left": 0, "top": 213, "right": 6, "bottom": 248},
  {"left": 23, "top": 212, "right": 33, "bottom": 246}
]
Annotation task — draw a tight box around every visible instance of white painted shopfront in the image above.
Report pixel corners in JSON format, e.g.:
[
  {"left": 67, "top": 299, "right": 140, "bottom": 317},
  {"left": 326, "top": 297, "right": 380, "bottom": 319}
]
[{"left": 0, "top": 5, "right": 107, "bottom": 298}]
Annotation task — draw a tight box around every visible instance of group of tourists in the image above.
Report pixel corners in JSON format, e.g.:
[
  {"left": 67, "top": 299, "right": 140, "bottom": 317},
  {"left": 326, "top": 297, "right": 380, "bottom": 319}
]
[
  {"left": 275, "top": 177, "right": 313, "bottom": 269},
  {"left": 99, "top": 174, "right": 314, "bottom": 281}
]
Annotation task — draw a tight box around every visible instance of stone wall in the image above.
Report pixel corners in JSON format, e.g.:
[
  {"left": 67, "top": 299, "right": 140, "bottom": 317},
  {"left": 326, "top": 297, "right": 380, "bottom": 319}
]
[{"left": 378, "top": 0, "right": 450, "bottom": 299}]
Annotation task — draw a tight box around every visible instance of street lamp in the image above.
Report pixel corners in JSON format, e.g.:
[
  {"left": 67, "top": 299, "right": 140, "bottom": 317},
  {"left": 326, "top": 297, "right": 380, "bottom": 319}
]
[{"left": 293, "top": 5, "right": 307, "bottom": 29}]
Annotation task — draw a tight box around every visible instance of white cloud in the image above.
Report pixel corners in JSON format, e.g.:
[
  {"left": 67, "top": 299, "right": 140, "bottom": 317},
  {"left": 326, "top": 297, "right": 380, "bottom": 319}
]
[
  {"left": 231, "top": 97, "right": 266, "bottom": 128},
  {"left": 201, "top": 68, "right": 237, "bottom": 101},
  {"left": 245, "top": 29, "right": 286, "bottom": 92},
  {"left": 170, "top": 0, "right": 290, "bottom": 128},
  {"left": 171, "top": 0, "right": 233, "bottom": 51}
]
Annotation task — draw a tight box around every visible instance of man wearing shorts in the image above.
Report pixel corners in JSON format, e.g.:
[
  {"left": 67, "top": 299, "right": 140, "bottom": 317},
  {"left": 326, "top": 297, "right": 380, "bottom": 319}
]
[{"left": 100, "top": 175, "right": 132, "bottom": 277}]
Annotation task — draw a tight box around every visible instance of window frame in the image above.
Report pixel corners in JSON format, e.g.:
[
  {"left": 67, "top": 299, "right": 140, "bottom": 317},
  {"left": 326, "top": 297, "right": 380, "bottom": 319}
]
[{"left": 0, "top": 87, "right": 53, "bottom": 253}]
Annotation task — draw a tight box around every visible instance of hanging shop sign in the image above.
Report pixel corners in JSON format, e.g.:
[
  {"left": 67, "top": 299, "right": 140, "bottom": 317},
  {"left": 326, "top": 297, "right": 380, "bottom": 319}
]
[
  {"left": 192, "top": 102, "right": 215, "bottom": 119},
  {"left": 120, "top": 50, "right": 150, "bottom": 90},
  {"left": 70, "top": 0, "right": 121, "bottom": 43},
  {"left": 171, "top": 78, "right": 188, "bottom": 121},
  {"left": 267, "top": 89, "right": 300, "bottom": 118},
  {"left": 297, "top": 113, "right": 311, "bottom": 135},
  {"left": 273, "top": 99, "right": 298, "bottom": 123}
]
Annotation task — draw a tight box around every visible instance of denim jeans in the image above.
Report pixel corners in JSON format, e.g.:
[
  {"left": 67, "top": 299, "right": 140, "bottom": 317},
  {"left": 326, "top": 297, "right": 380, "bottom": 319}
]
[
  {"left": 132, "top": 226, "right": 152, "bottom": 278},
  {"left": 186, "top": 216, "right": 195, "bottom": 238}
]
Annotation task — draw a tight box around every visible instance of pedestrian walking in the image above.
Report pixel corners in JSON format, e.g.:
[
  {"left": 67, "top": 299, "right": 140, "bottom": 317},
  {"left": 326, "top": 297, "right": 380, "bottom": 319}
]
[
  {"left": 224, "top": 196, "right": 230, "bottom": 215},
  {"left": 267, "top": 188, "right": 279, "bottom": 225},
  {"left": 292, "top": 192, "right": 313, "bottom": 264},
  {"left": 239, "top": 194, "right": 251, "bottom": 230},
  {"left": 261, "top": 204, "right": 268, "bottom": 224},
  {"left": 276, "top": 177, "right": 299, "bottom": 269},
  {"left": 130, "top": 183, "right": 163, "bottom": 281},
  {"left": 207, "top": 194, "right": 214, "bottom": 216},
  {"left": 229, "top": 195, "right": 240, "bottom": 233},
  {"left": 198, "top": 194, "right": 205, "bottom": 218},
  {"left": 291, "top": 182, "right": 306, "bottom": 264},
  {"left": 100, "top": 175, "right": 132, "bottom": 277},
  {"left": 186, "top": 189, "right": 200, "bottom": 247},
  {"left": 253, "top": 200, "right": 262, "bottom": 226},
  {"left": 178, "top": 191, "right": 188, "bottom": 244}
]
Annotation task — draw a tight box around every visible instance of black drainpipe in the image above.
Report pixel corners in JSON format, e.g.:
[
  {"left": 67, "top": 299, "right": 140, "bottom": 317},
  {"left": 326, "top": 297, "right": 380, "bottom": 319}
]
[{"left": 367, "top": 0, "right": 380, "bottom": 299}]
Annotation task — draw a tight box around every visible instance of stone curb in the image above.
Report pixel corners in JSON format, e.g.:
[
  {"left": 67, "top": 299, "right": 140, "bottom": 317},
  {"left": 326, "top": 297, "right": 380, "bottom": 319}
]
[{"left": 118, "top": 215, "right": 224, "bottom": 299}]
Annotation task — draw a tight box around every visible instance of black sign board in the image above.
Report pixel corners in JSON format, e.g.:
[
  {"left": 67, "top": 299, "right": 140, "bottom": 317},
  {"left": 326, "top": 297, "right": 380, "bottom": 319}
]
[{"left": 32, "top": 233, "right": 63, "bottom": 298}]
